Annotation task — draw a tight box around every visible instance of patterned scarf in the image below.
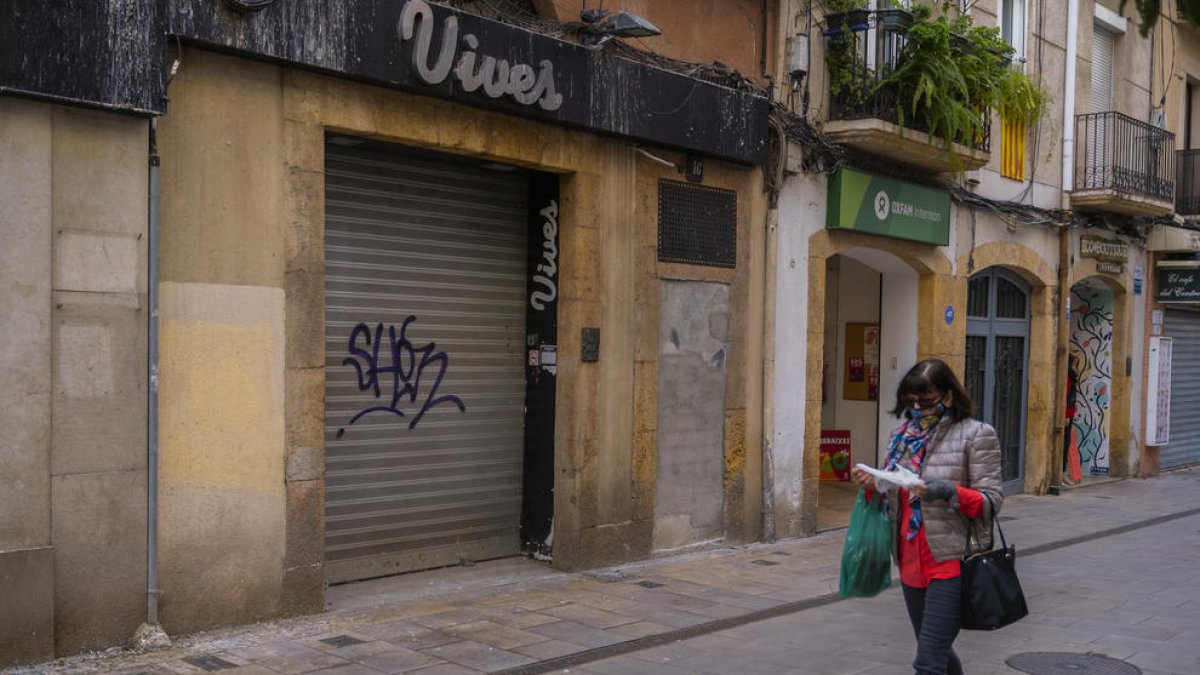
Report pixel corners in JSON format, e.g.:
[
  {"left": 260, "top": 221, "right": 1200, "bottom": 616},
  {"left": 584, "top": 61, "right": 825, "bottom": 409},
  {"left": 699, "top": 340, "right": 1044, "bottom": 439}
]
[{"left": 884, "top": 403, "right": 951, "bottom": 541}]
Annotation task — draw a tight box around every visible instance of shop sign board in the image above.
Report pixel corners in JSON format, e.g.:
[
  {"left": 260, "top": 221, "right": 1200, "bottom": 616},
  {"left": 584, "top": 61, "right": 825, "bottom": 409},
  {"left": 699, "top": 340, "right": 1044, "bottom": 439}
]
[
  {"left": 1156, "top": 268, "right": 1200, "bottom": 303},
  {"left": 827, "top": 168, "right": 950, "bottom": 246},
  {"left": 1079, "top": 235, "right": 1129, "bottom": 263}
]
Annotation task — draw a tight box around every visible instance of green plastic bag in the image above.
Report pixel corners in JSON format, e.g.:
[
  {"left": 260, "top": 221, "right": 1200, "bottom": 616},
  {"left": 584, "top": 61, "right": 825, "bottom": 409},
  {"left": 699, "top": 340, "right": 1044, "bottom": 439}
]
[{"left": 838, "top": 489, "right": 894, "bottom": 598}]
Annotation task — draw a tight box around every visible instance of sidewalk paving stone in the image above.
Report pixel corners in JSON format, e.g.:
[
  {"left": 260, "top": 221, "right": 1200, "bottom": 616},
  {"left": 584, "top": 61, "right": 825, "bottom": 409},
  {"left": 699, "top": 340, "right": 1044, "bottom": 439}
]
[
  {"left": 354, "top": 647, "right": 445, "bottom": 673},
  {"left": 10, "top": 469, "right": 1199, "bottom": 675},
  {"left": 420, "top": 641, "right": 535, "bottom": 671}
]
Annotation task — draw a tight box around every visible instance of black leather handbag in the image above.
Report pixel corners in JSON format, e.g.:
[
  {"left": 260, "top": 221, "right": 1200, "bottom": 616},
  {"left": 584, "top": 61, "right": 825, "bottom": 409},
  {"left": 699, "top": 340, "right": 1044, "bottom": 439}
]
[{"left": 960, "top": 494, "right": 1029, "bottom": 631}]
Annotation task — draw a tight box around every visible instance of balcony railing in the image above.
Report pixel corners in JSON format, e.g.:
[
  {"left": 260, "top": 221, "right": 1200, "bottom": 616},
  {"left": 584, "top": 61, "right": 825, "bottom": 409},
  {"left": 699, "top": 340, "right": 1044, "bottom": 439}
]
[
  {"left": 1074, "top": 112, "right": 1175, "bottom": 205},
  {"left": 823, "top": 9, "right": 990, "bottom": 152},
  {"left": 1177, "top": 150, "right": 1200, "bottom": 216}
]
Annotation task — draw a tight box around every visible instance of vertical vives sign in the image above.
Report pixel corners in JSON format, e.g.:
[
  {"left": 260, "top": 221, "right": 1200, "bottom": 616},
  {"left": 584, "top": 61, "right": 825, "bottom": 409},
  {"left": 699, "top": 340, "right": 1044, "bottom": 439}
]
[
  {"left": 826, "top": 168, "right": 950, "bottom": 246},
  {"left": 522, "top": 172, "right": 559, "bottom": 556}
]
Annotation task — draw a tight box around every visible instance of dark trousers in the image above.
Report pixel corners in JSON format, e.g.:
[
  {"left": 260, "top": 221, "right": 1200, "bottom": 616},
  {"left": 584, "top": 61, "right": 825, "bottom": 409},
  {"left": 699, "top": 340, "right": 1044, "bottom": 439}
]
[{"left": 902, "top": 579, "right": 965, "bottom": 675}]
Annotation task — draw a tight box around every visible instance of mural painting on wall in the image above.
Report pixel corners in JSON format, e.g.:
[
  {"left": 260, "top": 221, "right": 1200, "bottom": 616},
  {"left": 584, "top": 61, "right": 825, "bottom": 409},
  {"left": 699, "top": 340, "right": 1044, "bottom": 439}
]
[{"left": 1068, "top": 282, "right": 1113, "bottom": 476}]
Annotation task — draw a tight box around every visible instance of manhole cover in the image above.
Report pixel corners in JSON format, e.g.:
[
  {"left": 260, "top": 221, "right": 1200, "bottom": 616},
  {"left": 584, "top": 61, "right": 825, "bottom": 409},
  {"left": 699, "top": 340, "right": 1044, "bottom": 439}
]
[{"left": 1007, "top": 652, "right": 1141, "bottom": 675}]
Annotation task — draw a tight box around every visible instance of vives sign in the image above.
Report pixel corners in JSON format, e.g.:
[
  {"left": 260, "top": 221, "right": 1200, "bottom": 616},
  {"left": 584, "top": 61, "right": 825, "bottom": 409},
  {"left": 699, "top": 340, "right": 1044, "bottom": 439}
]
[
  {"left": 399, "top": 0, "right": 563, "bottom": 111},
  {"left": 826, "top": 168, "right": 950, "bottom": 246},
  {"left": 159, "top": 0, "right": 768, "bottom": 165}
]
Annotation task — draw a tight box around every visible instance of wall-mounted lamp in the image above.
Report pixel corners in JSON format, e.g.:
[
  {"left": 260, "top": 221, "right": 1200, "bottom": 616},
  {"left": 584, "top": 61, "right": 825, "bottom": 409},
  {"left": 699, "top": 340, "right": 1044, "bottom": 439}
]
[{"left": 580, "top": 9, "right": 662, "bottom": 48}]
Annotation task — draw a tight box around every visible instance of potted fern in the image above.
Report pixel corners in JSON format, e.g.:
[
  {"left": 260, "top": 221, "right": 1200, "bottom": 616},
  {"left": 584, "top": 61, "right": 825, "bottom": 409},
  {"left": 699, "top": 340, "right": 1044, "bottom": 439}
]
[{"left": 877, "top": 2, "right": 1048, "bottom": 151}]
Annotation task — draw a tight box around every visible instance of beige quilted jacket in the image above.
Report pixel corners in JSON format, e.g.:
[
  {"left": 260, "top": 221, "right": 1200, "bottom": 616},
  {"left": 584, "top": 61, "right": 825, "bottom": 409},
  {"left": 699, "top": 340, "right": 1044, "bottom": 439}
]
[{"left": 882, "top": 417, "right": 1004, "bottom": 563}]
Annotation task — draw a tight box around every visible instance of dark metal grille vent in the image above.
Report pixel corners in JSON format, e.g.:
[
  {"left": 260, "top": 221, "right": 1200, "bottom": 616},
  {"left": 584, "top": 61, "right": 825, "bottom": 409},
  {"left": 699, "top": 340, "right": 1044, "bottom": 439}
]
[{"left": 657, "top": 179, "right": 737, "bottom": 268}]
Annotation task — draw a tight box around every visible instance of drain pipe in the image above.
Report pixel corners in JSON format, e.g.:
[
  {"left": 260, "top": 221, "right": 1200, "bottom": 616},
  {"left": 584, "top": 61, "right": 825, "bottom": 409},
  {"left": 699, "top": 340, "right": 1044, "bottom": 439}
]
[
  {"left": 133, "top": 118, "right": 170, "bottom": 650},
  {"left": 1050, "top": 0, "right": 1080, "bottom": 493},
  {"left": 1062, "top": 0, "right": 1079, "bottom": 195}
]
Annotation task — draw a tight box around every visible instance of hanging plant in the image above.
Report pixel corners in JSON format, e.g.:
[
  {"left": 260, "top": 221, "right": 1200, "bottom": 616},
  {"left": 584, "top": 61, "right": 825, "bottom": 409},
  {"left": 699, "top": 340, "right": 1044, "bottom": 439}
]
[
  {"left": 997, "top": 65, "right": 1049, "bottom": 125},
  {"left": 873, "top": 2, "right": 1050, "bottom": 152},
  {"left": 822, "top": 0, "right": 874, "bottom": 114},
  {"left": 880, "top": 4, "right": 978, "bottom": 147}
]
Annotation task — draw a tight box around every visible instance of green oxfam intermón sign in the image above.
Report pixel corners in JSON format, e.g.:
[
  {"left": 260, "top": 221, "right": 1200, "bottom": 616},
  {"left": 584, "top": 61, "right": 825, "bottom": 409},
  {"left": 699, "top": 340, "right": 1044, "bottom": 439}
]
[{"left": 827, "top": 168, "right": 951, "bottom": 246}]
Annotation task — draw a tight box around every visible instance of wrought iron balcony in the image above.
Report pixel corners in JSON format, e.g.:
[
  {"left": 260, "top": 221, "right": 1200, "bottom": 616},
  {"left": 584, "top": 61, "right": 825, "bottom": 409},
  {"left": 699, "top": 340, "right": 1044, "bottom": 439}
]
[
  {"left": 1176, "top": 149, "right": 1200, "bottom": 216},
  {"left": 821, "top": 9, "right": 990, "bottom": 172},
  {"left": 1072, "top": 111, "right": 1175, "bottom": 216}
]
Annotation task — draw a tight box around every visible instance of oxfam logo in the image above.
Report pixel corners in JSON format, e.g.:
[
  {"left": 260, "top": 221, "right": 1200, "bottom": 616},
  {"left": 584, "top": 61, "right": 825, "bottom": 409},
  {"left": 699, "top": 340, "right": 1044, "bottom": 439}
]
[{"left": 873, "top": 190, "right": 891, "bottom": 220}]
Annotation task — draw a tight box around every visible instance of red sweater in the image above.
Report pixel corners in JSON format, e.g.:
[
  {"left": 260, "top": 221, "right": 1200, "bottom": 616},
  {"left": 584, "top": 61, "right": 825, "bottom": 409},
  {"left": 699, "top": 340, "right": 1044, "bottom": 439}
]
[{"left": 897, "top": 486, "right": 985, "bottom": 588}]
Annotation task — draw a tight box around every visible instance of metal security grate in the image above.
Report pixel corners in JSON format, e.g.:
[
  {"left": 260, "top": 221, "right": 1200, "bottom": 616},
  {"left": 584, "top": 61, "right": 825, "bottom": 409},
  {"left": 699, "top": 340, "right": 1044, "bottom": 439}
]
[{"left": 657, "top": 179, "right": 737, "bottom": 268}]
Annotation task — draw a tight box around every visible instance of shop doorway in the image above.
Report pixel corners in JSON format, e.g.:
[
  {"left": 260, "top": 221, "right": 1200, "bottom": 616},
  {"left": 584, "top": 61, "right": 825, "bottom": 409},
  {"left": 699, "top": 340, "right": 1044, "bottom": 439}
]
[
  {"left": 321, "top": 137, "right": 557, "bottom": 583},
  {"left": 817, "top": 250, "right": 919, "bottom": 531},
  {"left": 1067, "top": 277, "right": 1115, "bottom": 479},
  {"left": 964, "top": 268, "right": 1030, "bottom": 494}
]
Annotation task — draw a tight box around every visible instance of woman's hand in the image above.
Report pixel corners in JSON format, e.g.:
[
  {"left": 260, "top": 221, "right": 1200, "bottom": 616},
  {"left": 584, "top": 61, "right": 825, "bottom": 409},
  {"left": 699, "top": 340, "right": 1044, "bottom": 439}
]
[{"left": 849, "top": 465, "right": 875, "bottom": 491}]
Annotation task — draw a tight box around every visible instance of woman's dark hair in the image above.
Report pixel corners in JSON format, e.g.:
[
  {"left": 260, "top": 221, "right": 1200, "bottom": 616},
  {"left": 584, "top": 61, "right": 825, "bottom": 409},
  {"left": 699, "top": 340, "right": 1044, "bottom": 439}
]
[{"left": 889, "top": 358, "right": 975, "bottom": 422}]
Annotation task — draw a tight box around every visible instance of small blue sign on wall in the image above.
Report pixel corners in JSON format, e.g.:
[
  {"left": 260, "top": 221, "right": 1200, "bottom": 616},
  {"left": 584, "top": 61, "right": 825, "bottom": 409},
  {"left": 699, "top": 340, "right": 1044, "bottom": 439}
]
[{"left": 945, "top": 305, "right": 955, "bottom": 325}]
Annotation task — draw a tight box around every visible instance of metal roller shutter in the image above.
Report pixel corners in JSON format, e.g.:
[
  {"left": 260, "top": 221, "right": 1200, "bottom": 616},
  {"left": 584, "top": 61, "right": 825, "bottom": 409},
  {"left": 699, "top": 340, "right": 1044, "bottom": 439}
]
[
  {"left": 1162, "top": 309, "right": 1200, "bottom": 470},
  {"left": 1090, "top": 26, "right": 1114, "bottom": 114},
  {"left": 323, "top": 140, "right": 528, "bottom": 583}
]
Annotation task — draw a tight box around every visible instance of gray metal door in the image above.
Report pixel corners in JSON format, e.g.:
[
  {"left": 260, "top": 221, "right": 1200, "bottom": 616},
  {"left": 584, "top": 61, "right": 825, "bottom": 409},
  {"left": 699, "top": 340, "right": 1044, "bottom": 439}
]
[
  {"left": 1162, "top": 309, "right": 1200, "bottom": 469},
  {"left": 323, "top": 139, "right": 528, "bottom": 583},
  {"left": 964, "top": 268, "right": 1030, "bottom": 494}
]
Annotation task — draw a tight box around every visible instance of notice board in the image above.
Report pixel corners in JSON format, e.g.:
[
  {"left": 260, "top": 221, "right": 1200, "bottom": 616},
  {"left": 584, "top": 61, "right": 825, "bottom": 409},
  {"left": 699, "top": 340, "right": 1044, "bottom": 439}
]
[{"left": 844, "top": 323, "right": 880, "bottom": 401}]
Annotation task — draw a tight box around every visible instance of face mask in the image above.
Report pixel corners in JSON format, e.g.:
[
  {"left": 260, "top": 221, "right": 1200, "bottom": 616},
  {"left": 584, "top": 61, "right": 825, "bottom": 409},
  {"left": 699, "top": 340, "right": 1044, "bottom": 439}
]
[{"left": 905, "top": 400, "right": 946, "bottom": 422}]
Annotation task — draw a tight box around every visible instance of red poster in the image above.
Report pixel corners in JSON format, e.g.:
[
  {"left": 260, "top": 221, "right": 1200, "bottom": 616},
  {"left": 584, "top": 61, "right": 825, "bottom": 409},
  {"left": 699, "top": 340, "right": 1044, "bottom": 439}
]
[
  {"left": 820, "top": 430, "right": 852, "bottom": 481},
  {"left": 848, "top": 357, "right": 865, "bottom": 382}
]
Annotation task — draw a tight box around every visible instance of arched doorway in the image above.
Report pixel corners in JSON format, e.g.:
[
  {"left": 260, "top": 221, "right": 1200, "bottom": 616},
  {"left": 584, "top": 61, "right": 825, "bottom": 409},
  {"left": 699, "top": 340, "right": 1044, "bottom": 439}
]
[
  {"left": 817, "top": 248, "right": 920, "bottom": 530},
  {"left": 965, "top": 267, "right": 1031, "bottom": 494},
  {"left": 1068, "top": 277, "right": 1115, "bottom": 479}
]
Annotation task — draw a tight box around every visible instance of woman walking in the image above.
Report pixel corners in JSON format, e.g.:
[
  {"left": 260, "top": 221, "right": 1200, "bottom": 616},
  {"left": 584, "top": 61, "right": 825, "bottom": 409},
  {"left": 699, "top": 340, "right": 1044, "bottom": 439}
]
[{"left": 850, "top": 358, "right": 1003, "bottom": 675}]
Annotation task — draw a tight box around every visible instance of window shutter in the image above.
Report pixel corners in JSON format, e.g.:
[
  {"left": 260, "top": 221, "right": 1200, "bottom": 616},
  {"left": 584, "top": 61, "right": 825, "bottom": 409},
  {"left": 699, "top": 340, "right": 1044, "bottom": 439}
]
[{"left": 1090, "top": 26, "right": 1115, "bottom": 113}]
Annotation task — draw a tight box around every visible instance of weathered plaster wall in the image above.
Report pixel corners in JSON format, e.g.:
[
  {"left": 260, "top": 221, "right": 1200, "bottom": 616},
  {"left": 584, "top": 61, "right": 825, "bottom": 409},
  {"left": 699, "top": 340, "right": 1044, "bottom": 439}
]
[
  {"left": 1078, "top": 0, "right": 1153, "bottom": 122},
  {"left": 49, "top": 106, "right": 149, "bottom": 655},
  {"left": 654, "top": 281, "right": 731, "bottom": 552},
  {"left": 0, "top": 96, "right": 149, "bottom": 663},
  {"left": 158, "top": 283, "right": 287, "bottom": 629},
  {"left": 0, "top": 96, "right": 55, "bottom": 668},
  {"left": 156, "top": 50, "right": 293, "bottom": 634}
]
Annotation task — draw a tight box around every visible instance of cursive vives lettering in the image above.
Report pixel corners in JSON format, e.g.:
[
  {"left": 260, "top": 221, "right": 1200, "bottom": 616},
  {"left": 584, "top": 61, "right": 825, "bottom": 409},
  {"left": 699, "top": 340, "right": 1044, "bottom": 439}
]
[
  {"left": 530, "top": 200, "right": 558, "bottom": 311},
  {"left": 399, "top": 0, "right": 564, "bottom": 111}
]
